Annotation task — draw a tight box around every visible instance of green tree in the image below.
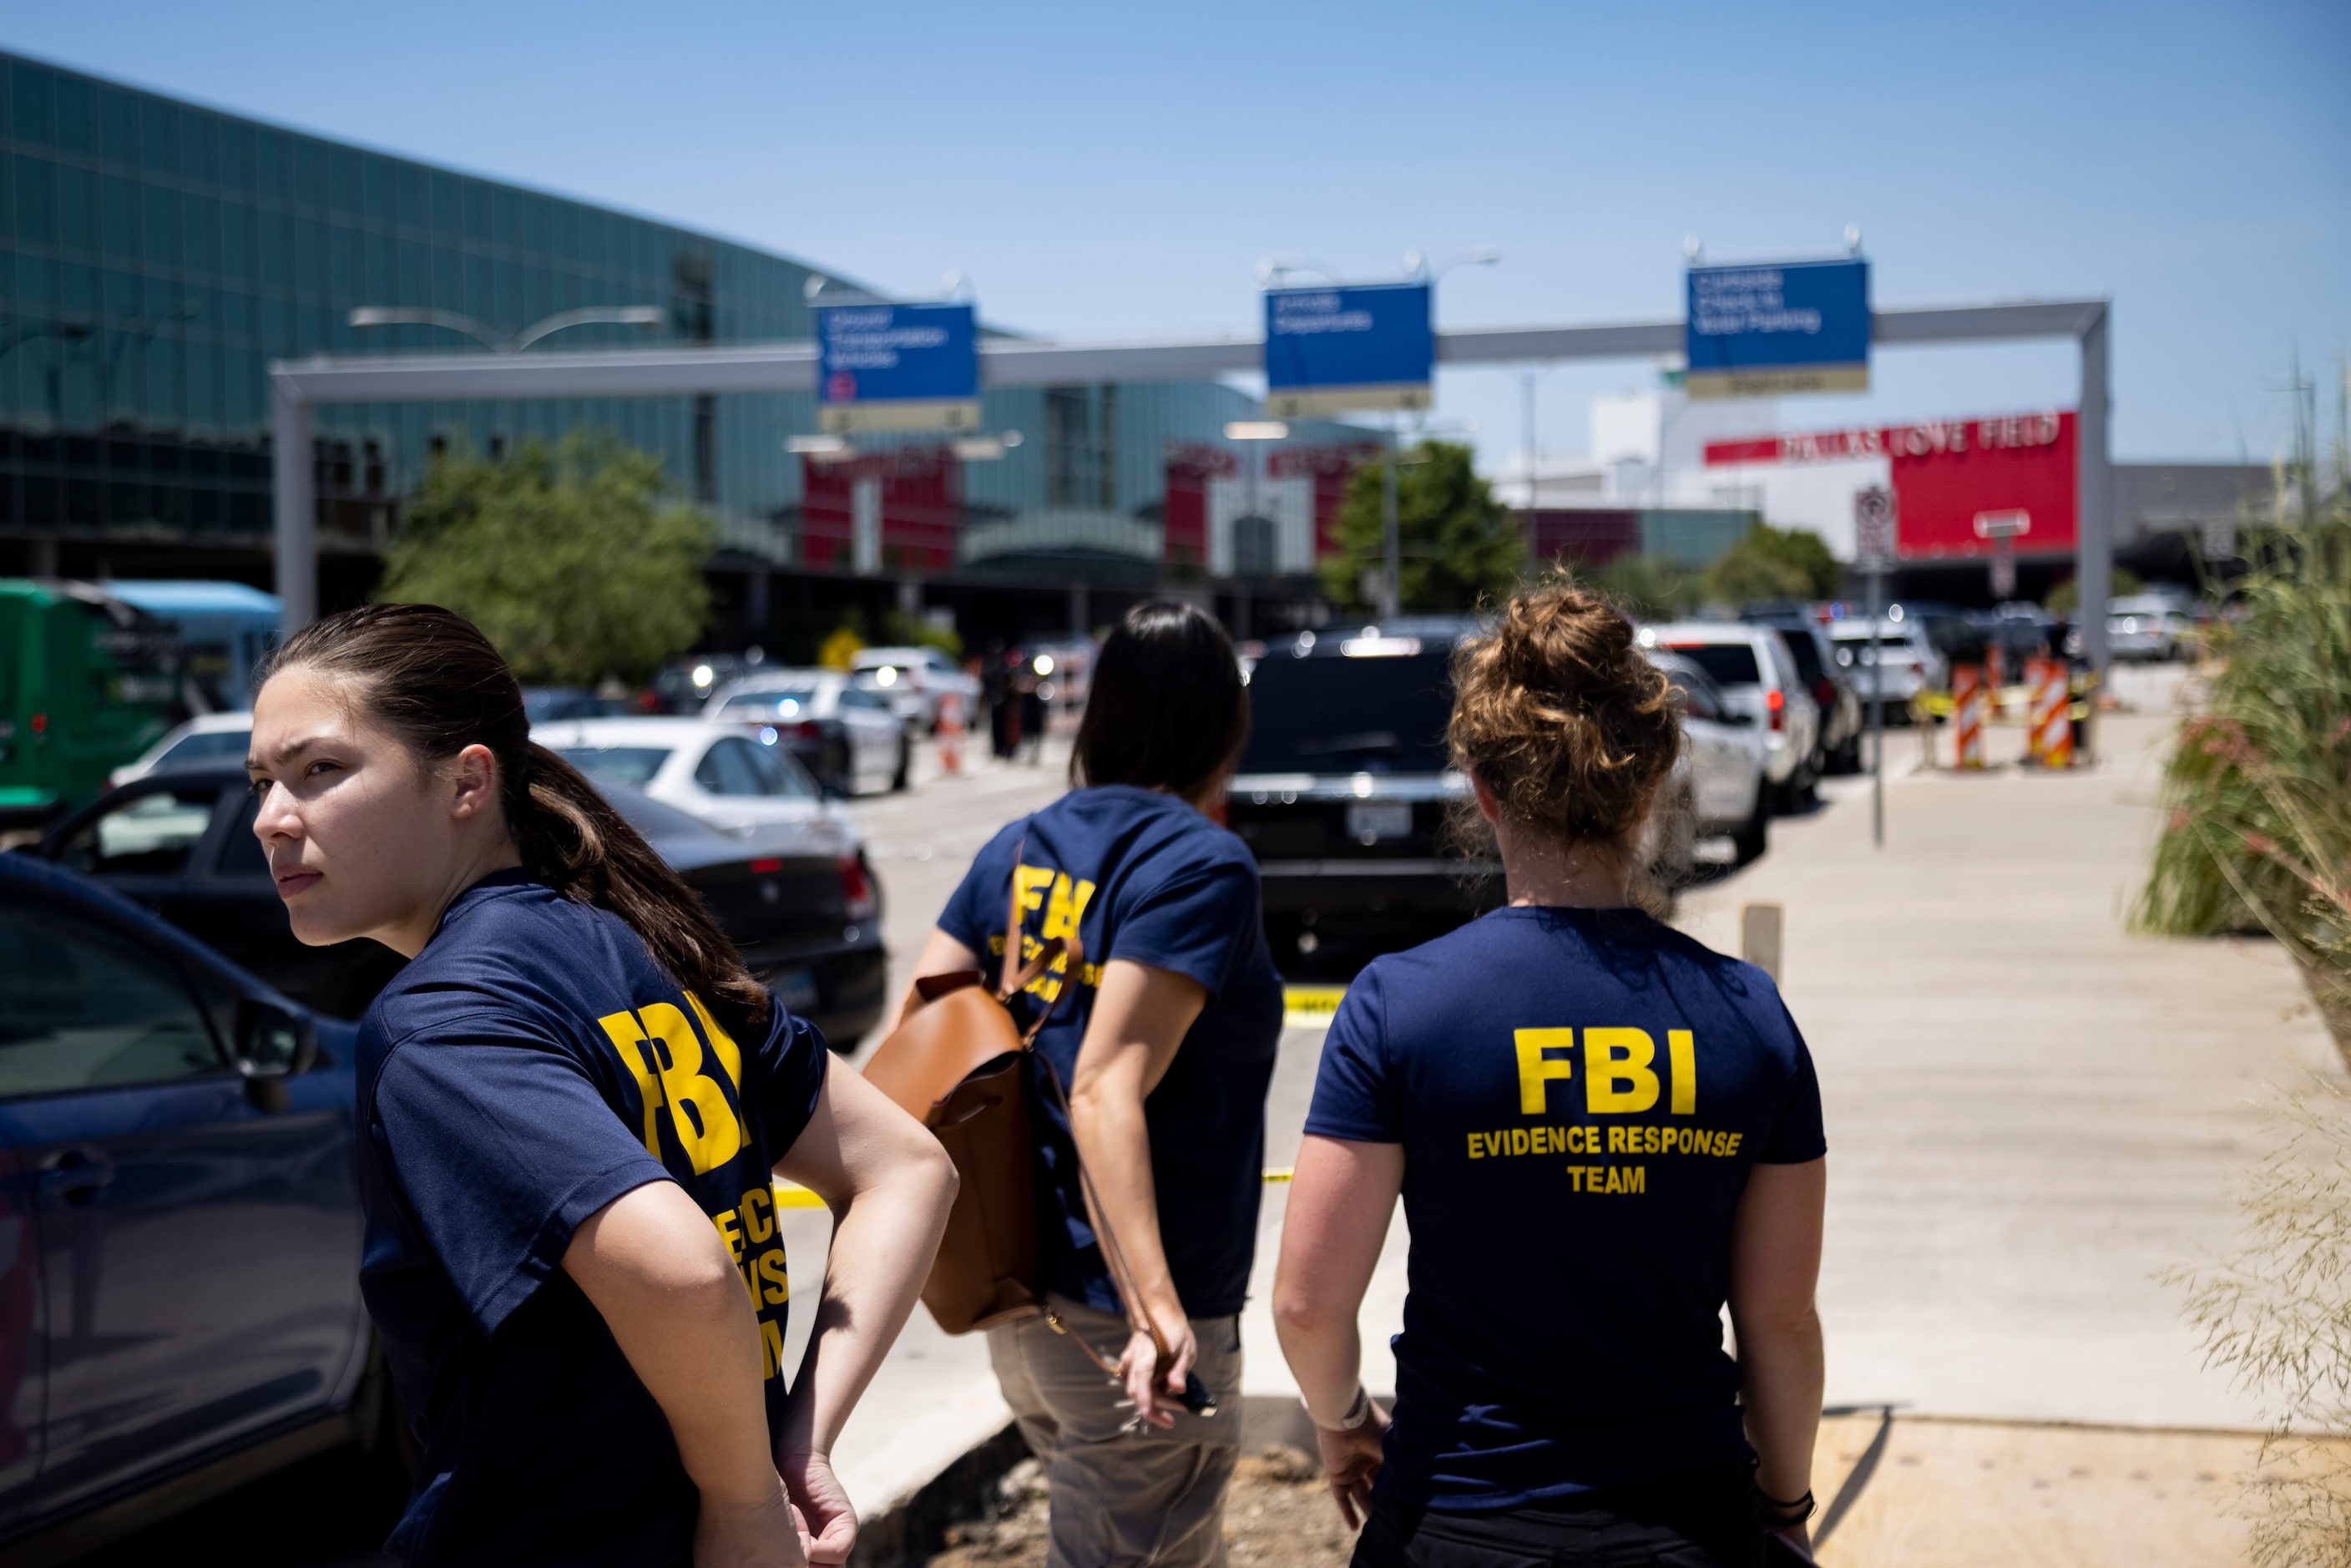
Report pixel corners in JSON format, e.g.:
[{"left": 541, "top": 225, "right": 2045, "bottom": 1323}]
[
  {"left": 1701, "top": 520, "right": 1843, "bottom": 607},
  {"left": 1320, "top": 439, "right": 1525, "bottom": 613},
  {"left": 1590, "top": 554, "right": 1702, "bottom": 620},
  {"left": 378, "top": 432, "right": 713, "bottom": 685}
]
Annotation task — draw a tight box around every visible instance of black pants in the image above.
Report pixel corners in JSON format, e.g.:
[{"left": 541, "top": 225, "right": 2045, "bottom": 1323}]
[{"left": 1352, "top": 1460, "right": 1763, "bottom": 1568}]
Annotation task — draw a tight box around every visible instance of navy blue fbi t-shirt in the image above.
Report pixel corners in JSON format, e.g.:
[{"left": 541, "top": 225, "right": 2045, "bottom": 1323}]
[
  {"left": 356, "top": 871, "right": 831, "bottom": 1568},
  {"left": 1304, "top": 906, "right": 1826, "bottom": 1512},
  {"left": 940, "top": 786, "right": 1283, "bottom": 1319}
]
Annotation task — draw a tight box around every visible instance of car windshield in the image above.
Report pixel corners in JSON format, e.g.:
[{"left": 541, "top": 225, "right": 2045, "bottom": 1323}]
[
  {"left": 716, "top": 687, "right": 821, "bottom": 717},
  {"left": 554, "top": 746, "right": 671, "bottom": 789},
  {"left": 1239, "top": 650, "right": 1456, "bottom": 774},
  {"left": 155, "top": 729, "right": 251, "bottom": 770},
  {"left": 1660, "top": 641, "right": 1760, "bottom": 686}
]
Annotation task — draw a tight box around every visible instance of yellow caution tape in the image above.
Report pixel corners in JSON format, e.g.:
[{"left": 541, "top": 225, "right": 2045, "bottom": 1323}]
[{"left": 1283, "top": 984, "right": 1349, "bottom": 1028}]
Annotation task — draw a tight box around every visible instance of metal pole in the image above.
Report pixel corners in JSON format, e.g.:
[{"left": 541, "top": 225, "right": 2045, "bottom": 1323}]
[
  {"left": 1380, "top": 417, "right": 1402, "bottom": 622},
  {"left": 1868, "top": 569, "right": 1885, "bottom": 847},
  {"left": 270, "top": 373, "right": 316, "bottom": 635},
  {"left": 1519, "top": 369, "right": 1537, "bottom": 507},
  {"left": 2075, "top": 302, "right": 2112, "bottom": 673}
]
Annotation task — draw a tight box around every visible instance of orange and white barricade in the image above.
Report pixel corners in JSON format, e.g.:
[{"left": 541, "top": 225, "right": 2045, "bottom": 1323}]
[
  {"left": 2029, "top": 660, "right": 2073, "bottom": 768},
  {"left": 935, "top": 691, "right": 965, "bottom": 777},
  {"left": 1951, "top": 664, "right": 1987, "bottom": 769}
]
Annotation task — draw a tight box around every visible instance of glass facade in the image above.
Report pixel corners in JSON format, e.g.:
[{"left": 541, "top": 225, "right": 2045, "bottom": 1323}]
[{"left": 0, "top": 50, "right": 1370, "bottom": 603}]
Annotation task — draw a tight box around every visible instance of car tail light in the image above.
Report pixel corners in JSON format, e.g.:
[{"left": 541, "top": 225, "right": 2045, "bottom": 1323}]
[
  {"left": 749, "top": 857, "right": 784, "bottom": 874},
  {"left": 785, "top": 720, "right": 822, "bottom": 741},
  {"left": 1206, "top": 792, "right": 1230, "bottom": 827},
  {"left": 1767, "top": 689, "right": 1786, "bottom": 731},
  {"left": 837, "top": 853, "right": 877, "bottom": 923},
  {"left": 1813, "top": 679, "right": 1834, "bottom": 709}
]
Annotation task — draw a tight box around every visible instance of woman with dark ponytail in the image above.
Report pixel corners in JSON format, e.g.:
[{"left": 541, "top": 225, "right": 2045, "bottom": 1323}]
[{"left": 246, "top": 604, "right": 955, "bottom": 1567}]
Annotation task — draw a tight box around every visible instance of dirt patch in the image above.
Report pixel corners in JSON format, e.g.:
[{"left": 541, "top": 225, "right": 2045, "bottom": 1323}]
[{"left": 924, "top": 1445, "right": 1362, "bottom": 1567}]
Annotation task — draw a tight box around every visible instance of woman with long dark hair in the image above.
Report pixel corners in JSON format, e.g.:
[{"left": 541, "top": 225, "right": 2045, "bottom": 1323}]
[
  {"left": 1273, "top": 583, "right": 1828, "bottom": 1567},
  {"left": 246, "top": 604, "right": 955, "bottom": 1567},
  {"left": 898, "top": 601, "right": 1283, "bottom": 1566}
]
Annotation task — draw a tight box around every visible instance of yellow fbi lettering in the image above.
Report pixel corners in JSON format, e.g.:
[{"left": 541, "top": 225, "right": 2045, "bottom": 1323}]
[
  {"left": 987, "top": 866, "right": 1102, "bottom": 1000},
  {"left": 1468, "top": 1125, "right": 1741, "bottom": 1160},
  {"left": 1514, "top": 1027, "right": 1698, "bottom": 1117},
  {"left": 710, "top": 1185, "right": 791, "bottom": 1381},
  {"left": 597, "top": 995, "right": 746, "bottom": 1176}
]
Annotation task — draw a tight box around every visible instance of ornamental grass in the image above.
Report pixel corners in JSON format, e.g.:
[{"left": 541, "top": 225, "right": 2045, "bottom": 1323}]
[{"left": 2136, "top": 501, "right": 2351, "bottom": 1059}]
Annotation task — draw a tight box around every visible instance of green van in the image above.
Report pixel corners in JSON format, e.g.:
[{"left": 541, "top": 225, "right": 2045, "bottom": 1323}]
[{"left": 0, "top": 581, "right": 187, "bottom": 830}]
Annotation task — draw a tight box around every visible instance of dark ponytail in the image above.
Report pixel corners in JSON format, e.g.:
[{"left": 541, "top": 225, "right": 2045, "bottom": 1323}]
[{"left": 258, "top": 604, "right": 770, "bottom": 1029}]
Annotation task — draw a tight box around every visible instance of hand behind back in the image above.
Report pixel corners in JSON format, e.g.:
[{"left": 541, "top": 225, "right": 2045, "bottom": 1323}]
[
  {"left": 1315, "top": 1399, "right": 1389, "bottom": 1530},
  {"left": 692, "top": 1481, "right": 810, "bottom": 1568}
]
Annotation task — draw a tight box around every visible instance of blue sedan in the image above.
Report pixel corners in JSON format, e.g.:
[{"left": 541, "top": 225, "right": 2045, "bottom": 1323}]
[{"left": 0, "top": 852, "right": 386, "bottom": 1556}]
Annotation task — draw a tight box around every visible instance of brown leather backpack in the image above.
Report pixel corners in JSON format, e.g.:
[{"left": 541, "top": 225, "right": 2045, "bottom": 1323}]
[
  {"left": 860, "top": 839, "right": 1084, "bottom": 1333},
  {"left": 861, "top": 843, "right": 1193, "bottom": 1410}
]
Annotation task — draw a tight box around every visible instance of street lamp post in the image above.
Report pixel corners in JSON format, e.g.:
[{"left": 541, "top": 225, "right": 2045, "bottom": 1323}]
[{"left": 1224, "top": 420, "right": 1288, "bottom": 638}]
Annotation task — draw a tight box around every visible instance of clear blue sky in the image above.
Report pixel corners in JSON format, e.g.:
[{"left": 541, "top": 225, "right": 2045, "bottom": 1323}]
[{"left": 9, "top": 0, "right": 2345, "bottom": 473}]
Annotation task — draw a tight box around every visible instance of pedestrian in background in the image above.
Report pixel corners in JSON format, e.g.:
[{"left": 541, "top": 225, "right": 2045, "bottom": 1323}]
[
  {"left": 897, "top": 601, "right": 1283, "bottom": 1566},
  {"left": 1273, "top": 582, "right": 1828, "bottom": 1568},
  {"left": 246, "top": 604, "right": 956, "bottom": 1567}
]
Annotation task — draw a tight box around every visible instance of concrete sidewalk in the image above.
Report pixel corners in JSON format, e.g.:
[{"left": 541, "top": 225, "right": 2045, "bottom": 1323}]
[{"left": 1671, "top": 701, "right": 2338, "bottom": 1429}]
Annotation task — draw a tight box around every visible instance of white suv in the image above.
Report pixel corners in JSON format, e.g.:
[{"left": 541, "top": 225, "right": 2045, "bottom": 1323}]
[
  {"left": 1639, "top": 622, "right": 1821, "bottom": 809},
  {"left": 849, "top": 645, "right": 980, "bottom": 732}
]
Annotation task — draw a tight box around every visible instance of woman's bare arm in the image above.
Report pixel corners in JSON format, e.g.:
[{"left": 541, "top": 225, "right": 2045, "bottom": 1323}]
[
  {"left": 1065, "top": 957, "right": 1210, "bottom": 1426},
  {"left": 1728, "top": 1156, "right": 1828, "bottom": 1545},
  {"left": 564, "top": 1181, "right": 805, "bottom": 1568},
  {"left": 771, "top": 1057, "right": 958, "bottom": 1562},
  {"left": 1272, "top": 1133, "right": 1405, "bottom": 1527}
]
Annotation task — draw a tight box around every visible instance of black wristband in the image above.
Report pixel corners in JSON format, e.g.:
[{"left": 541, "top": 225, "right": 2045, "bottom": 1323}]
[{"left": 1756, "top": 1485, "right": 1816, "bottom": 1525}]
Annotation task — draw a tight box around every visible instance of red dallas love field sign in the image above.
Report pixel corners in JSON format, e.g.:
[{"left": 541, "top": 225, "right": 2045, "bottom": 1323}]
[{"left": 1704, "top": 410, "right": 2077, "bottom": 560}]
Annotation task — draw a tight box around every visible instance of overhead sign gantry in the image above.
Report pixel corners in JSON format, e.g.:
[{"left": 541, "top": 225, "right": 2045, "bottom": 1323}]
[{"left": 269, "top": 296, "right": 2115, "bottom": 662}]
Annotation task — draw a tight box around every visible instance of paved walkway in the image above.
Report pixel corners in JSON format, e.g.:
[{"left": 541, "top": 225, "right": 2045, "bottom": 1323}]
[{"left": 802, "top": 678, "right": 2341, "bottom": 1552}]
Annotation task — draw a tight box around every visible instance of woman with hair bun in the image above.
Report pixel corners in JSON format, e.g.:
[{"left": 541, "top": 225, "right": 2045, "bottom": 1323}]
[
  {"left": 245, "top": 604, "right": 956, "bottom": 1567},
  {"left": 1272, "top": 583, "right": 1828, "bottom": 1567}
]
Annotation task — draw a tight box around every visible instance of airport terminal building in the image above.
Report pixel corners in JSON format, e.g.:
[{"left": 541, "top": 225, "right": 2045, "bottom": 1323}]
[{"left": 0, "top": 50, "right": 1373, "bottom": 645}]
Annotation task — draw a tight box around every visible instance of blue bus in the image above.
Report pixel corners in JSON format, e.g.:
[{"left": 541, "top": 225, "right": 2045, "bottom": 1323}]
[{"left": 105, "top": 582, "right": 281, "bottom": 713}]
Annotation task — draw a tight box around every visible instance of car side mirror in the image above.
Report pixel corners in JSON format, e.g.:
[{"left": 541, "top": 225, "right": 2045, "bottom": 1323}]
[{"left": 235, "top": 999, "right": 317, "bottom": 1111}]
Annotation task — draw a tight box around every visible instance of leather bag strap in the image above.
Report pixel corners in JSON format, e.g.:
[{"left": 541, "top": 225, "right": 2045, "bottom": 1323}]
[{"left": 997, "top": 830, "right": 1171, "bottom": 1369}]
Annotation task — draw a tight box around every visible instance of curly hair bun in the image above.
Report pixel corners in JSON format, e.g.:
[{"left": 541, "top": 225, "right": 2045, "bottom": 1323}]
[{"left": 1447, "top": 583, "right": 1681, "bottom": 846}]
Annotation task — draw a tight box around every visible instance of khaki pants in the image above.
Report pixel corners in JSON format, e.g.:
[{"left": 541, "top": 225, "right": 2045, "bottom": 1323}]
[{"left": 988, "top": 1294, "right": 1245, "bottom": 1568}]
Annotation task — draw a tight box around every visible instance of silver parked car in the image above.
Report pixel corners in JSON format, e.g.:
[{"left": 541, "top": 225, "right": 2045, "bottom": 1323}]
[
  {"left": 1638, "top": 622, "right": 1821, "bottom": 810},
  {"left": 1827, "top": 620, "right": 1946, "bottom": 721},
  {"left": 532, "top": 717, "right": 857, "bottom": 851},
  {"left": 1646, "top": 651, "right": 1769, "bottom": 867},
  {"left": 704, "top": 670, "right": 910, "bottom": 796},
  {"left": 848, "top": 645, "right": 981, "bottom": 732}
]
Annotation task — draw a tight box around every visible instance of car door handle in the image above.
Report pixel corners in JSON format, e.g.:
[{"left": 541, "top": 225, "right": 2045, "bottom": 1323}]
[{"left": 39, "top": 1149, "right": 115, "bottom": 1207}]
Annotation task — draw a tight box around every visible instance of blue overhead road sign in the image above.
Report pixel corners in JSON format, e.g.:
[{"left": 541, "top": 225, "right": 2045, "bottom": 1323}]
[
  {"left": 817, "top": 302, "right": 982, "bottom": 432},
  {"left": 1685, "top": 259, "right": 1869, "bottom": 399},
  {"left": 1263, "top": 283, "right": 1433, "bottom": 417}
]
